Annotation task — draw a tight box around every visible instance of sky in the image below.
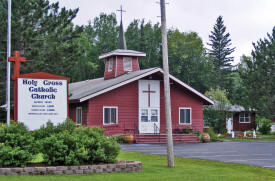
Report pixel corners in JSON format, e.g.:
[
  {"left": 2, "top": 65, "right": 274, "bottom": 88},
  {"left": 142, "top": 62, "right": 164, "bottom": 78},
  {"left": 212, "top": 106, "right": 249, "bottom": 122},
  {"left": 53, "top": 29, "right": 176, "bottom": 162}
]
[{"left": 51, "top": 0, "right": 275, "bottom": 65}]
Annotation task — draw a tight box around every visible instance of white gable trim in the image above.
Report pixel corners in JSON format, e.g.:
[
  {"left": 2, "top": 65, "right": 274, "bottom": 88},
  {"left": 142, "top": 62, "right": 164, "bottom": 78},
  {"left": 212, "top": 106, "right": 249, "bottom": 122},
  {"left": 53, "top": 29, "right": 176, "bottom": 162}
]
[
  {"left": 99, "top": 52, "right": 146, "bottom": 60},
  {"left": 78, "top": 68, "right": 214, "bottom": 105},
  {"left": 158, "top": 69, "right": 214, "bottom": 105},
  {"left": 79, "top": 68, "right": 161, "bottom": 102}
]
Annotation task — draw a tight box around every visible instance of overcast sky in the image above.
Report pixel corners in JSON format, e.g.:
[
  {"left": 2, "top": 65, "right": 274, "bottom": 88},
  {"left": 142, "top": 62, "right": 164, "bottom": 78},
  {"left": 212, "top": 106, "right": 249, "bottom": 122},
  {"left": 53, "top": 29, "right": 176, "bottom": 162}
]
[{"left": 51, "top": 0, "right": 275, "bottom": 65}]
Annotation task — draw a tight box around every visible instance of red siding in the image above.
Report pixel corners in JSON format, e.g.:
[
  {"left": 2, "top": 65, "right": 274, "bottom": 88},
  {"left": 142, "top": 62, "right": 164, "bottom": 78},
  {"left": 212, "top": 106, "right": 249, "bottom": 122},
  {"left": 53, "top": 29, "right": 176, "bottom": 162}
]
[
  {"left": 104, "top": 57, "right": 116, "bottom": 79},
  {"left": 69, "top": 101, "right": 89, "bottom": 126},
  {"left": 104, "top": 56, "right": 140, "bottom": 79},
  {"left": 87, "top": 81, "right": 139, "bottom": 135},
  {"left": 159, "top": 83, "right": 203, "bottom": 134},
  {"left": 69, "top": 79, "right": 205, "bottom": 135},
  {"left": 233, "top": 112, "right": 256, "bottom": 131}
]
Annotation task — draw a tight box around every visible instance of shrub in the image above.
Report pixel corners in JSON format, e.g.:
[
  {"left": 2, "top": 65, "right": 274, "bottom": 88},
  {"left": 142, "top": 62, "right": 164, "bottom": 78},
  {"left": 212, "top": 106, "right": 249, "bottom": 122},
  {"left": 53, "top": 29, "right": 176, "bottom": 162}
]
[
  {"left": 75, "top": 127, "right": 120, "bottom": 163},
  {"left": 33, "top": 118, "right": 76, "bottom": 140},
  {"left": 204, "top": 128, "right": 217, "bottom": 142},
  {"left": 0, "top": 122, "right": 36, "bottom": 167},
  {"left": 40, "top": 126, "right": 120, "bottom": 165},
  {"left": 257, "top": 118, "right": 272, "bottom": 135},
  {"left": 182, "top": 126, "right": 192, "bottom": 134},
  {"left": 193, "top": 131, "right": 202, "bottom": 141},
  {"left": 111, "top": 135, "right": 125, "bottom": 143},
  {"left": 40, "top": 132, "right": 88, "bottom": 166}
]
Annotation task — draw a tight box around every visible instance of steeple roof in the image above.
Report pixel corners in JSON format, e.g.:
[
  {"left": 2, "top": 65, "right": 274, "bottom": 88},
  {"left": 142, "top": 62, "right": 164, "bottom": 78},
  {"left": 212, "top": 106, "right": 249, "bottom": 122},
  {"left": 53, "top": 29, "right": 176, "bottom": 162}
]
[{"left": 117, "top": 5, "right": 127, "bottom": 49}]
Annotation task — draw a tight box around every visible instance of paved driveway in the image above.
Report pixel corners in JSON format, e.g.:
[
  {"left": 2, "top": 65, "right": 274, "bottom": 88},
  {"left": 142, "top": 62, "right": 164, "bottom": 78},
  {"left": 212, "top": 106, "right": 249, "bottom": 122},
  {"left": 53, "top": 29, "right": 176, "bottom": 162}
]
[{"left": 121, "top": 141, "right": 275, "bottom": 169}]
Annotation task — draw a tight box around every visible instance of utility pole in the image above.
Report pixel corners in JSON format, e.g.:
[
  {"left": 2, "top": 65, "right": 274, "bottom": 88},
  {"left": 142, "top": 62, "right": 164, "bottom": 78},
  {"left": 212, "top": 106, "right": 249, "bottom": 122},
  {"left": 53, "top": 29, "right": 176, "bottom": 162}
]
[
  {"left": 6, "top": 0, "right": 11, "bottom": 126},
  {"left": 160, "top": 0, "right": 174, "bottom": 167}
]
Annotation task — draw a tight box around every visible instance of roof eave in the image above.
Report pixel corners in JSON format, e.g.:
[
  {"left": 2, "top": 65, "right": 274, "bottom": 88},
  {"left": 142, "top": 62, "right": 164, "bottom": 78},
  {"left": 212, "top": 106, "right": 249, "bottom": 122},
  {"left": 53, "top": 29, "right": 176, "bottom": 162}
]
[{"left": 99, "top": 52, "right": 146, "bottom": 60}]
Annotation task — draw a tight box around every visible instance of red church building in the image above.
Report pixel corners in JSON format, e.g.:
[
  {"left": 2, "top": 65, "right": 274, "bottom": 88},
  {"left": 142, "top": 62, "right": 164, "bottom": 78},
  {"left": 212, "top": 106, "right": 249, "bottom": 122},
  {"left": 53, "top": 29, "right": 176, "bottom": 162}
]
[{"left": 68, "top": 18, "right": 214, "bottom": 143}]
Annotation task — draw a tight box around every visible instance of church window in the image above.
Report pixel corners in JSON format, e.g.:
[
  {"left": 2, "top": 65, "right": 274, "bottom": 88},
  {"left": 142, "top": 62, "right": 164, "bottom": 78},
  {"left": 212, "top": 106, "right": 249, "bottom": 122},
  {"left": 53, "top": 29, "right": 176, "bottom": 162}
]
[
  {"left": 76, "top": 107, "right": 82, "bottom": 125},
  {"left": 103, "top": 107, "right": 117, "bottom": 124},
  {"left": 179, "top": 108, "right": 191, "bottom": 124},
  {"left": 141, "top": 109, "right": 148, "bottom": 122},
  {"left": 123, "top": 57, "right": 132, "bottom": 71},
  {"left": 108, "top": 58, "right": 113, "bottom": 72}
]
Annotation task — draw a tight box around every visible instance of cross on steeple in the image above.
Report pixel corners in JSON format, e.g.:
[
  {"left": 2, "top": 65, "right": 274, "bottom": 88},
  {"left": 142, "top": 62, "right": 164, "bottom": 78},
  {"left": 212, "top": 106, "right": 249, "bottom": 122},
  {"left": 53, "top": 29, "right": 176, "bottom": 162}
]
[
  {"left": 8, "top": 51, "right": 26, "bottom": 80},
  {"left": 117, "top": 5, "right": 126, "bottom": 22},
  {"left": 143, "top": 84, "right": 156, "bottom": 107},
  {"left": 117, "top": 5, "right": 127, "bottom": 49}
]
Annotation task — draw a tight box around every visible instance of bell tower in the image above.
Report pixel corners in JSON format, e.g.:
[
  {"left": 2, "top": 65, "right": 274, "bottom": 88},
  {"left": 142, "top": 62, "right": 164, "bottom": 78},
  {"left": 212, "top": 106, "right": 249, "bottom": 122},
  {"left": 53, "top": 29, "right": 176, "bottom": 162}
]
[{"left": 99, "top": 5, "right": 146, "bottom": 80}]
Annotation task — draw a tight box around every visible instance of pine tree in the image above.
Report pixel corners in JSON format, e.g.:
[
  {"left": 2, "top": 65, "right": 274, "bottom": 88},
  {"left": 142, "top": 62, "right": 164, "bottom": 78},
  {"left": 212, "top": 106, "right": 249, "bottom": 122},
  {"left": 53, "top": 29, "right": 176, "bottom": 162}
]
[
  {"left": 240, "top": 27, "right": 275, "bottom": 119},
  {"left": 207, "top": 15, "right": 235, "bottom": 88}
]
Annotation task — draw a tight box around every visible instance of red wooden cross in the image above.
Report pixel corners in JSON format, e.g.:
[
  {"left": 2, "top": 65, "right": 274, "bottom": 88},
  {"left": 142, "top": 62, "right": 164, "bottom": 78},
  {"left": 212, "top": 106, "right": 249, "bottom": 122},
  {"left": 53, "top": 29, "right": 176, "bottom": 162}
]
[
  {"left": 8, "top": 51, "right": 26, "bottom": 80},
  {"left": 142, "top": 84, "right": 156, "bottom": 107}
]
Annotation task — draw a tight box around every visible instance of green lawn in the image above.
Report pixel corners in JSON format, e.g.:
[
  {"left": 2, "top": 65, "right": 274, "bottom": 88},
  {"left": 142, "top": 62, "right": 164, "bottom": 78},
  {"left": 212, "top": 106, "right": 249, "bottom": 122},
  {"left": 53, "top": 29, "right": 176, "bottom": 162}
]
[
  {"left": 0, "top": 151, "right": 274, "bottom": 181},
  {"left": 221, "top": 134, "right": 275, "bottom": 141}
]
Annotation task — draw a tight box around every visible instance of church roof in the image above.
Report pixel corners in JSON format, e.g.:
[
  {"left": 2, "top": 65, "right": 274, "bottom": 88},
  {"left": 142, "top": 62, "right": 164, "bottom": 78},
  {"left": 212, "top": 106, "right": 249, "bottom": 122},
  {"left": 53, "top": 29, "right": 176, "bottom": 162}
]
[
  {"left": 99, "top": 49, "right": 146, "bottom": 60},
  {"left": 69, "top": 67, "right": 214, "bottom": 105}
]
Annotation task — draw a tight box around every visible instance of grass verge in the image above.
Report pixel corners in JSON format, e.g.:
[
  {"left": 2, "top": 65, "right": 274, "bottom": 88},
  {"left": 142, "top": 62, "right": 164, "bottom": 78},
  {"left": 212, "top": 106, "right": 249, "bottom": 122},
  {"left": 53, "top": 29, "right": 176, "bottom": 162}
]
[{"left": 0, "top": 151, "right": 274, "bottom": 181}]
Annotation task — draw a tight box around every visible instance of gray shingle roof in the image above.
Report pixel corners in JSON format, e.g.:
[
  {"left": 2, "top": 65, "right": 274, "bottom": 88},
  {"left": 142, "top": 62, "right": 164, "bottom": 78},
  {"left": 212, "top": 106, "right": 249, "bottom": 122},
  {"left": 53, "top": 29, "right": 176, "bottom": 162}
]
[
  {"left": 205, "top": 100, "right": 255, "bottom": 112},
  {"left": 69, "top": 68, "right": 157, "bottom": 101}
]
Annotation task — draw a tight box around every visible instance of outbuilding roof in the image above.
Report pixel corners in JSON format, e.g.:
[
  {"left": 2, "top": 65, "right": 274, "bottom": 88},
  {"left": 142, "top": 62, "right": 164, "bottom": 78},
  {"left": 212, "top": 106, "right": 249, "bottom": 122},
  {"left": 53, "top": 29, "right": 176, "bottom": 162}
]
[
  {"left": 69, "top": 67, "right": 214, "bottom": 105},
  {"left": 205, "top": 100, "right": 256, "bottom": 112}
]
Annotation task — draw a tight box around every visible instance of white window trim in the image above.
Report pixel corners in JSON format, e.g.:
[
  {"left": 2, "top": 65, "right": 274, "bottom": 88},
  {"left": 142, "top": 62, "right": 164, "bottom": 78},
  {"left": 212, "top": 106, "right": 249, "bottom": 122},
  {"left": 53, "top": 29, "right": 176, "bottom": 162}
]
[
  {"left": 103, "top": 106, "right": 118, "bottom": 125},
  {"left": 179, "top": 107, "right": 192, "bottom": 125},
  {"left": 76, "top": 107, "right": 82, "bottom": 125},
  {"left": 108, "top": 58, "right": 113, "bottom": 72},
  {"left": 239, "top": 112, "right": 251, "bottom": 123},
  {"left": 123, "top": 57, "right": 132, "bottom": 71}
]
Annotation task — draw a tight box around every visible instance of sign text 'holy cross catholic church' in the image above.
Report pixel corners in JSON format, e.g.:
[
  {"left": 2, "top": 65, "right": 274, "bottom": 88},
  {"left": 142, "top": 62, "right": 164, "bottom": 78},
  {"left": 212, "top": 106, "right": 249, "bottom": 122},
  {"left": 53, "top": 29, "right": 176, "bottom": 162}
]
[
  {"left": 8, "top": 51, "right": 69, "bottom": 130},
  {"left": 18, "top": 78, "right": 68, "bottom": 130}
]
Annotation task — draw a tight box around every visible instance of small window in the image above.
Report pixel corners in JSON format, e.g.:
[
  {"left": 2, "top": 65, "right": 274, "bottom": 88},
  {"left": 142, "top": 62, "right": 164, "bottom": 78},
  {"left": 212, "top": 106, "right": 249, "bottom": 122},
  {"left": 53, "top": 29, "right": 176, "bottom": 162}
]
[
  {"left": 76, "top": 107, "right": 82, "bottom": 125},
  {"left": 239, "top": 113, "right": 250, "bottom": 123},
  {"left": 151, "top": 109, "right": 158, "bottom": 122},
  {"left": 108, "top": 58, "right": 113, "bottom": 72},
  {"left": 179, "top": 108, "right": 191, "bottom": 124},
  {"left": 141, "top": 109, "right": 148, "bottom": 122},
  {"left": 103, "top": 107, "right": 117, "bottom": 125},
  {"left": 123, "top": 57, "right": 132, "bottom": 71}
]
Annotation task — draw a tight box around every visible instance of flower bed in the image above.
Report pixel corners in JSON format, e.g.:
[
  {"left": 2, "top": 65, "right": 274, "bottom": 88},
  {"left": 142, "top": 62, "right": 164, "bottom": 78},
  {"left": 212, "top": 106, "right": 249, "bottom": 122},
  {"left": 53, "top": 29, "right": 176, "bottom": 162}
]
[{"left": 0, "top": 161, "right": 142, "bottom": 175}]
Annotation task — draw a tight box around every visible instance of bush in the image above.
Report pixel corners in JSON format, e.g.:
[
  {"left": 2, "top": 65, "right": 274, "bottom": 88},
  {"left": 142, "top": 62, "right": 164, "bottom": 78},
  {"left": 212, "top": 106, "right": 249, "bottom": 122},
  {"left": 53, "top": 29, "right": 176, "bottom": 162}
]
[
  {"left": 0, "top": 145, "right": 33, "bottom": 167},
  {"left": 39, "top": 125, "right": 120, "bottom": 165},
  {"left": 75, "top": 127, "right": 120, "bottom": 163},
  {"left": 111, "top": 135, "right": 125, "bottom": 143},
  {"left": 0, "top": 122, "right": 36, "bottom": 167},
  {"left": 33, "top": 118, "right": 76, "bottom": 140},
  {"left": 204, "top": 128, "right": 217, "bottom": 142},
  {"left": 182, "top": 126, "right": 192, "bottom": 134},
  {"left": 40, "top": 133, "right": 88, "bottom": 165},
  {"left": 257, "top": 118, "right": 272, "bottom": 135}
]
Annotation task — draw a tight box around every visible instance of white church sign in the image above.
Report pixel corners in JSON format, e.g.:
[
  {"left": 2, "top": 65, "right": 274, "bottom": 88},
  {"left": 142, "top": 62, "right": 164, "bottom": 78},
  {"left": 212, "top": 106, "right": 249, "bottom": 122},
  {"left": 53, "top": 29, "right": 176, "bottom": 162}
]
[{"left": 17, "top": 78, "right": 68, "bottom": 130}]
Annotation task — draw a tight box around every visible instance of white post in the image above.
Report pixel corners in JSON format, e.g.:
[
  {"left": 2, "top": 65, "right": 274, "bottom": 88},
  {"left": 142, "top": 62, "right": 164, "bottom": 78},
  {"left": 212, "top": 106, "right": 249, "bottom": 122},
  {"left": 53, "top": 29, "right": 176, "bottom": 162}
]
[
  {"left": 6, "top": 0, "right": 12, "bottom": 126},
  {"left": 232, "top": 131, "right": 234, "bottom": 139},
  {"left": 160, "top": 0, "right": 174, "bottom": 167},
  {"left": 244, "top": 131, "right": 246, "bottom": 138},
  {"left": 253, "top": 130, "right": 256, "bottom": 139}
]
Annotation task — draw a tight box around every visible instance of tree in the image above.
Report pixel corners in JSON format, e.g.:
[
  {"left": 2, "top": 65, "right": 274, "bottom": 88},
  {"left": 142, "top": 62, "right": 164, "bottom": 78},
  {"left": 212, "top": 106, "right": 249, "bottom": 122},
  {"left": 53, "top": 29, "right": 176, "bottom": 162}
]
[
  {"left": 240, "top": 27, "right": 275, "bottom": 119},
  {"left": 204, "top": 88, "right": 231, "bottom": 133},
  {"left": 0, "top": 0, "right": 80, "bottom": 106},
  {"left": 168, "top": 30, "right": 215, "bottom": 93},
  {"left": 125, "top": 20, "right": 162, "bottom": 69},
  {"left": 207, "top": 16, "right": 235, "bottom": 89}
]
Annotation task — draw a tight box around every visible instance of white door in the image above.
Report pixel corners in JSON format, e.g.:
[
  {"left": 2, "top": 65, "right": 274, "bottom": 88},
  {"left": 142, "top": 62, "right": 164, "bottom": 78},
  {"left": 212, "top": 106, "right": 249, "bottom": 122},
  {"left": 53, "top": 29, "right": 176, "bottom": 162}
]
[{"left": 139, "top": 108, "right": 160, "bottom": 134}]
